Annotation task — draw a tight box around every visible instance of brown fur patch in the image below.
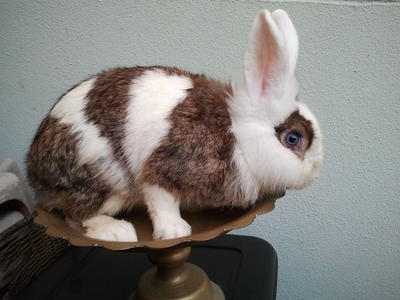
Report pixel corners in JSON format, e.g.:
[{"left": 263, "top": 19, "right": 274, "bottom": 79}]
[
  {"left": 26, "top": 116, "right": 112, "bottom": 221},
  {"left": 85, "top": 67, "right": 146, "bottom": 164},
  {"left": 274, "top": 110, "right": 314, "bottom": 159},
  {"left": 139, "top": 71, "right": 238, "bottom": 207}
]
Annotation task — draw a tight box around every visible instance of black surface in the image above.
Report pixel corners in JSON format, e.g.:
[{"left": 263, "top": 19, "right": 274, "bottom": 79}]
[{"left": 15, "top": 234, "right": 277, "bottom": 300}]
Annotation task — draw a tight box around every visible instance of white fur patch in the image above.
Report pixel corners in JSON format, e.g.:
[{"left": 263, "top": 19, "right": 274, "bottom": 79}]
[
  {"left": 98, "top": 194, "right": 126, "bottom": 216},
  {"left": 83, "top": 215, "right": 137, "bottom": 242},
  {"left": 50, "top": 78, "right": 128, "bottom": 192},
  {"left": 124, "top": 69, "right": 192, "bottom": 176},
  {"left": 143, "top": 184, "right": 191, "bottom": 240},
  {"left": 51, "top": 78, "right": 107, "bottom": 163},
  {"left": 298, "top": 102, "right": 324, "bottom": 181}
]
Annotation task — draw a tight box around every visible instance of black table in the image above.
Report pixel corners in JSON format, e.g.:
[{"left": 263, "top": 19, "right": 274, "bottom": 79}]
[{"left": 15, "top": 234, "right": 277, "bottom": 300}]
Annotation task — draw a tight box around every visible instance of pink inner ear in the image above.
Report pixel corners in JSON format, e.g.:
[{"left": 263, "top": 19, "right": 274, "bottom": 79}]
[{"left": 257, "top": 31, "right": 280, "bottom": 95}]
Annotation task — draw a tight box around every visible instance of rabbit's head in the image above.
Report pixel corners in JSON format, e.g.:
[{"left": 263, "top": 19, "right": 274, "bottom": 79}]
[{"left": 230, "top": 10, "right": 323, "bottom": 200}]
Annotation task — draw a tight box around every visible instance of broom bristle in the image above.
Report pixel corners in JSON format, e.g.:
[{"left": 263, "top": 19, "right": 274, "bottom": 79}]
[{"left": 0, "top": 217, "right": 68, "bottom": 299}]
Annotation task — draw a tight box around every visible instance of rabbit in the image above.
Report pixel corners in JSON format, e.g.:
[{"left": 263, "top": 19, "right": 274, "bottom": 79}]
[{"left": 26, "top": 9, "right": 323, "bottom": 242}]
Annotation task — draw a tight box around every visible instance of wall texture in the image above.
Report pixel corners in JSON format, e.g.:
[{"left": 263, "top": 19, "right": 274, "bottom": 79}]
[{"left": 1, "top": 1, "right": 399, "bottom": 299}]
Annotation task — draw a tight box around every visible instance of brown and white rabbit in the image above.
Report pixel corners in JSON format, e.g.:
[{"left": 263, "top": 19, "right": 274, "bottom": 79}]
[{"left": 27, "top": 9, "right": 323, "bottom": 242}]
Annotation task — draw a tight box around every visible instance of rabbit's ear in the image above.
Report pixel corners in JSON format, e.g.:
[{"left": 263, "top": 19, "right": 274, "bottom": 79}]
[
  {"left": 272, "top": 9, "right": 298, "bottom": 77},
  {"left": 243, "top": 10, "right": 290, "bottom": 100}
]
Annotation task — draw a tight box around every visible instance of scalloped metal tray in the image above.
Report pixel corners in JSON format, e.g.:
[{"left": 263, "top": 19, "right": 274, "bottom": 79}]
[{"left": 34, "top": 192, "right": 284, "bottom": 250}]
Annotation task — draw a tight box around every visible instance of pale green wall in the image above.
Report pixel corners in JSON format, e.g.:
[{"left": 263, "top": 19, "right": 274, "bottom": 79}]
[{"left": 1, "top": 1, "right": 399, "bottom": 299}]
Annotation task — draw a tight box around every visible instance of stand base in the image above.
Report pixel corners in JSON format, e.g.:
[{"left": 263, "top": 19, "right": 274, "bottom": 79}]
[{"left": 132, "top": 248, "right": 225, "bottom": 300}]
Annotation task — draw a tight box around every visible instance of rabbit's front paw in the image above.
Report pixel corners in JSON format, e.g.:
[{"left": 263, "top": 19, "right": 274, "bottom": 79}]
[
  {"left": 83, "top": 215, "right": 138, "bottom": 242},
  {"left": 152, "top": 216, "right": 191, "bottom": 240}
]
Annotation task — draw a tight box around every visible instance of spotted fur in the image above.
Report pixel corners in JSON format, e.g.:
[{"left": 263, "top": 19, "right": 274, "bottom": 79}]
[
  {"left": 140, "top": 75, "right": 237, "bottom": 208},
  {"left": 26, "top": 116, "right": 112, "bottom": 221}
]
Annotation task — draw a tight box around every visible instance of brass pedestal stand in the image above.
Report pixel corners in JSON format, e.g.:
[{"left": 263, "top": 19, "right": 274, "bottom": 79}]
[
  {"left": 34, "top": 193, "right": 283, "bottom": 300},
  {"left": 133, "top": 247, "right": 224, "bottom": 300}
]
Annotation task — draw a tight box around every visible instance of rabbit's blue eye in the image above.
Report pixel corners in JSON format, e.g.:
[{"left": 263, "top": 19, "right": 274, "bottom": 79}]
[{"left": 285, "top": 132, "right": 301, "bottom": 147}]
